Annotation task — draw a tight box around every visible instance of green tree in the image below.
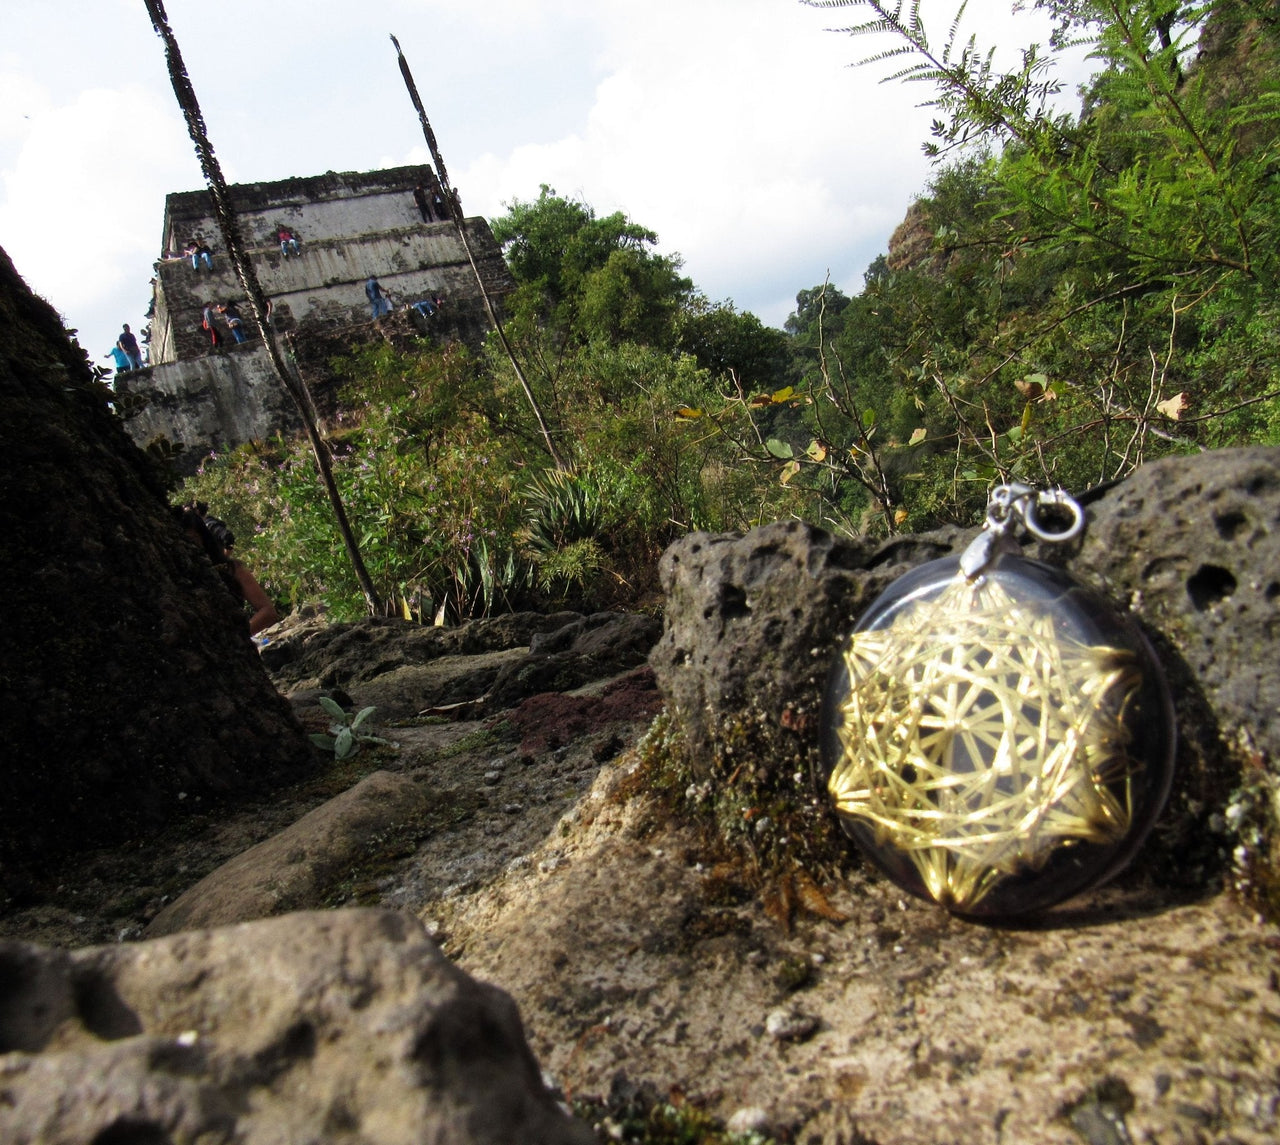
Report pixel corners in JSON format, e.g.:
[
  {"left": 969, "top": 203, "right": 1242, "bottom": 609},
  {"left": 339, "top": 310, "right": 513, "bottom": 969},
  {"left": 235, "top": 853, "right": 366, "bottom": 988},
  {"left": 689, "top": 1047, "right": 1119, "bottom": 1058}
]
[
  {"left": 491, "top": 186, "right": 693, "bottom": 348},
  {"left": 676, "top": 297, "right": 793, "bottom": 393},
  {"left": 800, "top": 0, "right": 1280, "bottom": 510}
]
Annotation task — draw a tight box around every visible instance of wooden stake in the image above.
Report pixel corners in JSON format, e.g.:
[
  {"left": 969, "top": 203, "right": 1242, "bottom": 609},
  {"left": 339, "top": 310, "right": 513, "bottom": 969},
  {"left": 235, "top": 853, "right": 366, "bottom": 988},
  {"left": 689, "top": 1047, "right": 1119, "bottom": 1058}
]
[
  {"left": 144, "top": 0, "right": 382, "bottom": 615},
  {"left": 390, "top": 33, "right": 568, "bottom": 471}
]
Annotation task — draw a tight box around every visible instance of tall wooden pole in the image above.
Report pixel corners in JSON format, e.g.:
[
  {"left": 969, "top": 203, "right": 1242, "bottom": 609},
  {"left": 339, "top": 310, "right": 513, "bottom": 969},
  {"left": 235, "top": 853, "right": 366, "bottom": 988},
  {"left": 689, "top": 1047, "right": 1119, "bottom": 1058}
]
[
  {"left": 390, "top": 33, "right": 568, "bottom": 471},
  {"left": 144, "top": 0, "right": 382, "bottom": 615}
]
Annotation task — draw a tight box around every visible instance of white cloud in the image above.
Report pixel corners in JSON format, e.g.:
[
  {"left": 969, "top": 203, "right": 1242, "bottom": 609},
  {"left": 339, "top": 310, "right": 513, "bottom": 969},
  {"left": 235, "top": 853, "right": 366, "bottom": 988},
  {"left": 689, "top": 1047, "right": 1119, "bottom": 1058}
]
[
  {"left": 0, "top": 85, "right": 193, "bottom": 322},
  {"left": 2, "top": 0, "right": 1097, "bottom": 353},
  {"left": 449, "top": 0, "right": 942, "bottom": 323}
]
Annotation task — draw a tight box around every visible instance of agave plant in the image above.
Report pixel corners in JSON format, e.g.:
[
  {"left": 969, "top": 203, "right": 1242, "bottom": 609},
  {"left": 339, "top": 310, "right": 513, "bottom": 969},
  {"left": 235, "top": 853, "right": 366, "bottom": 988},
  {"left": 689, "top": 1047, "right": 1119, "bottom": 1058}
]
[{"left": 519, "top": 467, "right": 603, "bottom": 553}]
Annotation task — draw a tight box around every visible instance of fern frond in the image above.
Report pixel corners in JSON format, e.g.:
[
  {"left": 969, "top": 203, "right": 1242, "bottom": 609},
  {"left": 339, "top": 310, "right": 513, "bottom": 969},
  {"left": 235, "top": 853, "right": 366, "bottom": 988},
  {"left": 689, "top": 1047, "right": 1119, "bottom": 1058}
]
[
  {"left": 855, "top": 44, "right": 924, "bottom": 67},
  {"left": 828, "top": 20, "right": 907, "bottom": 39},
  {"left": 944, "top": 0, "right": 968, "bottom": 55}
]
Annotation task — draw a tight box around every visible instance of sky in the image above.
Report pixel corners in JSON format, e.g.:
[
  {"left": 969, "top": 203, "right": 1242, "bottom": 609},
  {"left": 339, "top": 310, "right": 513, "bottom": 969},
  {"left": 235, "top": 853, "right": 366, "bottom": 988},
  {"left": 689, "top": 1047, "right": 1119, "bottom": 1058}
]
[{"left": 1, "top": 0, "right": 1093, "bottom": 370}]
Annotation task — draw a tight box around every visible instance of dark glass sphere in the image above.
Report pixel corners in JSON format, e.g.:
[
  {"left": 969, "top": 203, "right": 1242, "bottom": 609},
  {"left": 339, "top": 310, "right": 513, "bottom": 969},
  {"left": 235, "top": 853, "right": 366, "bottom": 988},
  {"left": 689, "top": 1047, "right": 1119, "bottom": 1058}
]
[{"left": 818, "top": 554, "right": 1175, "bottom": 917}]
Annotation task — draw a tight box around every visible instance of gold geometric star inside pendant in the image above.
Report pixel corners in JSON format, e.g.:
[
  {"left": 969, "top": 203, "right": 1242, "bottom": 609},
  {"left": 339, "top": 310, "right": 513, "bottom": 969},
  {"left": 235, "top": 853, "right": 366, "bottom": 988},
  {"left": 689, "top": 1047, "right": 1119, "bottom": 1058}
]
[{"left": 828, "top": 573, "right": 1142, "bottom": 912}]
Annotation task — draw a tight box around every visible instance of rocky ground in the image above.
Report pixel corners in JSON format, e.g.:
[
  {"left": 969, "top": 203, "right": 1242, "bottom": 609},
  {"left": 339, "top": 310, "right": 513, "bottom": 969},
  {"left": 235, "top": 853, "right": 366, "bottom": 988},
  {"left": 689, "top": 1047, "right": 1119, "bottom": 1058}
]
[
  {"left": 0, "top": 609, "right": 664, "bottom": 953},
  {"left": 4, "top": 613, "right": 1278, "bottom": 1145},
  {"left": 7, "top": 447, "right": 1280, "bottom": 1145}
]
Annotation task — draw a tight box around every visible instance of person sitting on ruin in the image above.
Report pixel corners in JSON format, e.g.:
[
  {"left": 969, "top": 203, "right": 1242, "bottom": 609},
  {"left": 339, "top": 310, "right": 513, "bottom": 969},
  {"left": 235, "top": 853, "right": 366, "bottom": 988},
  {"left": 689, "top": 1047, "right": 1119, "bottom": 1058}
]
[
  {"left": 278, "top": 227, "right": 300, "bottom": 256},
  {"left": 188, "top": 237, "right": 213, "bottom": 271},
  {"left": 410, "top": 294, "right": 445, "bottom": 319},
  {"left": 117, "top": 324, "right": 142, "bottom": 371},
  {"left": 175, "top": 504, "right": 279, "bottom": 637},
  {"left": 218, "top": 300, "right": 248, "bottom": 344}
]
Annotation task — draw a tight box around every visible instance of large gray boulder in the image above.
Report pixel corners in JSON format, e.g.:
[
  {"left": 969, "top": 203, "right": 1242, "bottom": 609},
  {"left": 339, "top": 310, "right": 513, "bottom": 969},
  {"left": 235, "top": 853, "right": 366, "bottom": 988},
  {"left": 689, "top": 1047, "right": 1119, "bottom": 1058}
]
[{"left": 0, "top": 909, "right": 594, "bottom": 1145}]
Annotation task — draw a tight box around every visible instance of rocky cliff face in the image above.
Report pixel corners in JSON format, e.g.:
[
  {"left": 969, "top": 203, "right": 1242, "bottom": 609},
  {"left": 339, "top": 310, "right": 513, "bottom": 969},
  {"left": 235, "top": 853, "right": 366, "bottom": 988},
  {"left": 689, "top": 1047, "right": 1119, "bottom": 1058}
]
[{"left": 0, "top": 246, "right": 314, "bottom": 877}]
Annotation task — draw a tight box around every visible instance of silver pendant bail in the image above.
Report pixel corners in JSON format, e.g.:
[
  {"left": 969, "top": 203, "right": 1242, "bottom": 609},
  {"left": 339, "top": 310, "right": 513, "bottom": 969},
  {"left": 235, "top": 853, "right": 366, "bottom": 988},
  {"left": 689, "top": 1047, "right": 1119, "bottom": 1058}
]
[{"left": 961, "top": 483, "right": 1085, "bottom": 581}]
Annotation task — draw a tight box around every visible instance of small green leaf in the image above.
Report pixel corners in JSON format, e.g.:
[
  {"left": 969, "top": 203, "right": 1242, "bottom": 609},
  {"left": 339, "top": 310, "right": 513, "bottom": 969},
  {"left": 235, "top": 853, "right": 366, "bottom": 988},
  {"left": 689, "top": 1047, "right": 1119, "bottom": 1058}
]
[
  {"left": 908, "top": 427, "right": 927, "bottom": 446},
  {"left": 863, "top": 408, "right": 877, "bottom": 427},
  {"left": 334, "top": 727, "right": 355, "bottom": 760},
  {"left": 318, "top": 696, "right": 347, "bottom": 721},
  {"left": 765, "top": 438, "right": 794, "bottom": 460},
  {"left": 309, "top": 733, "right": 336, "bottom": 752},
  {"left": 771, "top": 385, "right": 795, "bottom": 403},
  {"left": 350, "top": 705, "right": 378, "bottom": 732}
]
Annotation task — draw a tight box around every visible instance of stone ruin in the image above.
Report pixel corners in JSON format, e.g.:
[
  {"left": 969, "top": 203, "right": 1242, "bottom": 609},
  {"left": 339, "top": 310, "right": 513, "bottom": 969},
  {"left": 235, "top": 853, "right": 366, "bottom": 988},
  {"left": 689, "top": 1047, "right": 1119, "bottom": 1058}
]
[{"left": 116, "top": 164, "right": 512, "bottom": 473}]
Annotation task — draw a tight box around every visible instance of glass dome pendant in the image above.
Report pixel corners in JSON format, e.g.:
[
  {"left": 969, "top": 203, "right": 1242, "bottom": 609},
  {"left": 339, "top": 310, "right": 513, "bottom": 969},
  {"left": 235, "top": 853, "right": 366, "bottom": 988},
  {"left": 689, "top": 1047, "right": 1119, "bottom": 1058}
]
[{"left": 818, "top": 484, "right": 1176, "bottom": 917}]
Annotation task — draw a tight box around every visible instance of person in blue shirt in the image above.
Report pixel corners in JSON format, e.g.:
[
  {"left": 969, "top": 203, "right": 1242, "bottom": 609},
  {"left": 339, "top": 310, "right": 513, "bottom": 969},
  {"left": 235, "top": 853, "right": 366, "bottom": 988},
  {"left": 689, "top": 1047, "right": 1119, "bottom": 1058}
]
[
  {"left": 365, "top": 275, "right": 392, "bottom": 319},
  {"left": 105, "top": 345, "right": 131, "bottom": 374}
]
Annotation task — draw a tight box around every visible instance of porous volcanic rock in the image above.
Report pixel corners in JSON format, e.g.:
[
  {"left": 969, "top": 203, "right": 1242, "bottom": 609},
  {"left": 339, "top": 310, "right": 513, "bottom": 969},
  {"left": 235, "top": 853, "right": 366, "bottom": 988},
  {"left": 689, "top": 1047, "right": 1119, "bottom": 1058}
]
[
  {"left": 1069, "top": 447, "right": 1280, "bottom": 760},
  {"left": 650, "top": 518, "right": 966, "bottom": 783},
  {"left": 0, "top": 246, "right": 313, "bottom": 875},
  {"left": 0, "top": 909, "right": 594, "bottom": 1145},
  {"left": 650, "top": 447, "right": 1280, "bottom": 901}
]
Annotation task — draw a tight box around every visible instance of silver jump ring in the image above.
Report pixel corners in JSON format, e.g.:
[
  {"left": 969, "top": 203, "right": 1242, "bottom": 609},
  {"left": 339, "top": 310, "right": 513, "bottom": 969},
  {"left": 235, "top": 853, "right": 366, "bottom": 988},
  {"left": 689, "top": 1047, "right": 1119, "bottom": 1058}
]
[{"left": 1022, "top": 488, "right": 1084, "bottom": 543}]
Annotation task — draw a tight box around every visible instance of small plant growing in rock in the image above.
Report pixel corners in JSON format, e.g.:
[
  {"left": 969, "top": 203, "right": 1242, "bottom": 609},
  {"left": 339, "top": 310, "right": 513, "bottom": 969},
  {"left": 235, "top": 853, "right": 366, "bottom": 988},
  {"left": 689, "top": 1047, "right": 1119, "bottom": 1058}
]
[{"left": 311, "top": 697, "right": 396, "bottom": 760}]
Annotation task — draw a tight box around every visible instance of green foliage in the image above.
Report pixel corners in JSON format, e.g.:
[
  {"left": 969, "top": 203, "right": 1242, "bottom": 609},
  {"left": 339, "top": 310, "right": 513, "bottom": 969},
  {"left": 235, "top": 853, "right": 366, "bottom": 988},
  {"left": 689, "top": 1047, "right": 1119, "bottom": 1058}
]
[
  {"left": 310, "top": 697, "right": 396, "bottom": 760},
  {"left": 676, "top": 298, "right": 793, "bottom": 391},
  {"left": 491, "top": 185, "right": 693, "bottom": 349},
  {"left": 766, "top": 0, "right": 1280, "bottom": 528},
  {"left": 572, "top": 1093, "right": 775, "bottom": 1145},
  {"left": 517, "top": 468, "right": 608, "bottom": 596},
  {"left": 184, "top": 9, "right": 1280, "bottom": 620},
  {"left": 185, "top": 342, "right": 536, "bottom": 621},
  {"left": 533, "top": 537, "right": 607, "bottom": 595},
  {"left": 520, "top": 467, "right": 603, "bottom": 552},
  {"left": 185, "top": 302, "right": 783, "bottom": 618}
]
